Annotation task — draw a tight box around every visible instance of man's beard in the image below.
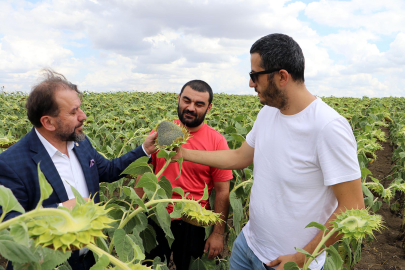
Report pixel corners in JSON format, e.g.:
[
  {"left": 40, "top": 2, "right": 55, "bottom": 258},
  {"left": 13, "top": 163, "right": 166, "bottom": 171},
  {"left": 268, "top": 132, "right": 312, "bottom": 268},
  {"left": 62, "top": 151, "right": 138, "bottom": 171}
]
[
  {"left": 55, "top": 120, "right": 85, "bottom": 142},
  {"left": 260, "top": 78, "right": 288, "bottom": 110},
  {"left": 177, "top": 105, "right": 208, "bottom": 128}
]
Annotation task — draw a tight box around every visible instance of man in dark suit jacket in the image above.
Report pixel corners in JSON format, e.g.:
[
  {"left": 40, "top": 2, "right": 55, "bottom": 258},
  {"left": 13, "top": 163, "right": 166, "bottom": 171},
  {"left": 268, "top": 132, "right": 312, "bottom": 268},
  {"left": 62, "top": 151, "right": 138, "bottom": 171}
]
[{"left": 0, "top": 70, "right": 157, "bottom": 270}]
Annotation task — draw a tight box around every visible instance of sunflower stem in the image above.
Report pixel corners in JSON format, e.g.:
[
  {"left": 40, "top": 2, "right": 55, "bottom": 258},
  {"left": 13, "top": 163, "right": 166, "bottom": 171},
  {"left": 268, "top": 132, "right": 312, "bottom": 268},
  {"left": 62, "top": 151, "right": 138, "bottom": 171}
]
[
  {"left": 0, "top": 212, "right": 6, "bottom": 224},
  {"left": 87, "top": 243, "right": 132, "bottom": 270},
  {"left": 109, "top": 198, "right": 201, "bottom": 253},
  {"left": 0, "top": 208, "right": 77, "bottom": 232},
  {"left": 155, "top": 157, "right": 171, "bottom": 179},
  {"left": 302, "top": 228, "right": 338, "bottom": 270},
  {"left": 119, "top": 198, "right": 200, "bottom": 229},
  {"left": 231, "top": 179, "right": 253, "bottom": 193},
  {"left": 150, "top": 157, "right": 172, "bottom": 202}
]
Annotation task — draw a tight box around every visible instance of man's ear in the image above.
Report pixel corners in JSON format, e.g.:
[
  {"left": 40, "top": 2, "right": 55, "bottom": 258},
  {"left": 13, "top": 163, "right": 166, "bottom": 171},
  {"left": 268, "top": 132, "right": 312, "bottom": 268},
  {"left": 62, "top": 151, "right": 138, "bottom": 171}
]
[
  {"left": 40, "top": 115, "right": 56, "bottom": 131},
  {"left": 206, "top": 103, "right": 213, "bottom": 114},
  {"left": 278, "top": 69, "right": 290, "bottom": 87}
]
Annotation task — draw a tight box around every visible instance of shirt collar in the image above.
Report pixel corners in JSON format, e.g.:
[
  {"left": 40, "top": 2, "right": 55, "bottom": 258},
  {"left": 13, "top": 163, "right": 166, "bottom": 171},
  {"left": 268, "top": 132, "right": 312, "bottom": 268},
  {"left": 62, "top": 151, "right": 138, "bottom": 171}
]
[{"left": 35, "top": 128, "right": 74, "bottom": 157}]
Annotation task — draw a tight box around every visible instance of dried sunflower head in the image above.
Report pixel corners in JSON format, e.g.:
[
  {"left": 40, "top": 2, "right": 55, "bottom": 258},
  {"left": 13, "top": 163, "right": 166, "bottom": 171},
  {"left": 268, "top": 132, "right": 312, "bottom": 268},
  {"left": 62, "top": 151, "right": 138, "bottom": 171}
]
[
  {"left": 155, "top": 120, "right": 190, "bottom": 151},
  {"left": 181, "top": 202, "right": 223, "bottom": 227},
  {"left": 27, "top": 199, "right": 115, "bottom": 252},
  {"left": 332, "top": 209, "right": 384, "bottom": 241}
]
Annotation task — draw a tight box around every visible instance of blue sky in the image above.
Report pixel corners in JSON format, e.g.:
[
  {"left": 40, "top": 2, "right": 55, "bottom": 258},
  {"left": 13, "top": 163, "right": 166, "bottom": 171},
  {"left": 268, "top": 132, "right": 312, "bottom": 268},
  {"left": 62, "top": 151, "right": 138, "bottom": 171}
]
[{"left": 0, "top": 0, "right": 404, "bottom": 97}]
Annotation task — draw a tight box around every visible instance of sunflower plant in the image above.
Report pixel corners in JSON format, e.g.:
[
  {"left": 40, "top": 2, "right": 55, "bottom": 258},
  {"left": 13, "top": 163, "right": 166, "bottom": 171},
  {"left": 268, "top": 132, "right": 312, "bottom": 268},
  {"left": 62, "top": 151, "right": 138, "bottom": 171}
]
[
  {"left": 283, "top": 209, "right": 384, "bottom": 270},
  {"left": 0, "top": 164, "right": 120, "bottom": 269},
  {"left": 105, "top": 121, "right": 223, "bottom": 261}
]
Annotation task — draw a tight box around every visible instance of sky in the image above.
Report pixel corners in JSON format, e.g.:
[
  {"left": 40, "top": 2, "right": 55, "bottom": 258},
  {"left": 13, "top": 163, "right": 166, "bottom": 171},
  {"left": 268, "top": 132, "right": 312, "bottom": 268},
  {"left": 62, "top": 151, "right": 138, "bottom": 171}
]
[{"left": 0, "top": 0, "right": 404, "bottom": 97}]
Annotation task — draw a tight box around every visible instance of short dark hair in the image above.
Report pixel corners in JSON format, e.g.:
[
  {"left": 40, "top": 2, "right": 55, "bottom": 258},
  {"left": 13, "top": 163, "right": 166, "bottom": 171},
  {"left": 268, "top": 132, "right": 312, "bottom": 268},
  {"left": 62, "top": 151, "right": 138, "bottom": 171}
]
[
  {"left": 250, "top": 33, "right": 305, "bottom": 82},
  {"left": 26, "top": 69, "right": 82, "bottom": 127},
  {"left": 179, "top": 80, "right": 213, "bottom": 105}
]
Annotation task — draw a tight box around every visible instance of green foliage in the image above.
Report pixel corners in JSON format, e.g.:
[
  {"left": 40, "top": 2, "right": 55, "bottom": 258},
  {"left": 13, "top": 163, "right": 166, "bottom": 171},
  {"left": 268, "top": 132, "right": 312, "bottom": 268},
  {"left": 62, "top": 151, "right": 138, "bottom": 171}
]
[
  {"left": 0, "top": 185, "right": 25, "bottom": 221},
  {"left": 1, "top": 92, "right": 405, "bottom": 269}
]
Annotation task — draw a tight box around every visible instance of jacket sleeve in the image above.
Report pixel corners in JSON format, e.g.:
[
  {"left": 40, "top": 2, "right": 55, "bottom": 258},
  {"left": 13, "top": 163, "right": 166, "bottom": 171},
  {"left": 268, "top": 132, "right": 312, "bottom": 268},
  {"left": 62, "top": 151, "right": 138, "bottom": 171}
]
[
  {"left": 91, "top": 139, "right": 147, "bottom": 183},
  {"left": 0, "top": 159, "right": 30, "bottom": 221}
]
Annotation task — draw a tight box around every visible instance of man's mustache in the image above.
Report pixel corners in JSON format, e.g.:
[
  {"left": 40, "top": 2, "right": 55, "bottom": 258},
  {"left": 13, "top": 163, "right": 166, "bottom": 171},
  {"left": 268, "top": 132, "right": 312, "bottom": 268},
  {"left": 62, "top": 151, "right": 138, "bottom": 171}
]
[
  {"left": 75, "top": 121, "right": 84, "bottom": 129},
  {"left": 183, "top": 110, "right": 197, "bottom": 117}
]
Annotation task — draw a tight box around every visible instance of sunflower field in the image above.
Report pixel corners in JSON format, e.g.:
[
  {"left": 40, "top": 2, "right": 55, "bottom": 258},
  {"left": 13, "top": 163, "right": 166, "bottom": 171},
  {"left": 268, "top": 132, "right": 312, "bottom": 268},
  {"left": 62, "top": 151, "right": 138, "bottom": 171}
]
[{"left": 0, "top": 90, "right": 405, "bottom": 270}]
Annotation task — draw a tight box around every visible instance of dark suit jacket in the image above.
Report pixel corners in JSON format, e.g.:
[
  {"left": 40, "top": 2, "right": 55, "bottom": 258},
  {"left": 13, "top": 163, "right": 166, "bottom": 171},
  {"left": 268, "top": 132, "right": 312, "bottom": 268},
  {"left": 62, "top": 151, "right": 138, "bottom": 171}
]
[{"left": 0, "top": 127, "right": 146, "bottom": 220}]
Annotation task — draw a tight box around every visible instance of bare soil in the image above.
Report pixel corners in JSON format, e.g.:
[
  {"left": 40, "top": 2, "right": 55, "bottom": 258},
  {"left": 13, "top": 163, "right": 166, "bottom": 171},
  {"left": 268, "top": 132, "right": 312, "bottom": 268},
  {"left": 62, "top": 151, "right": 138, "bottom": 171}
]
[{"left": 354, "top": 127, "right": 405, "bottom": 270}]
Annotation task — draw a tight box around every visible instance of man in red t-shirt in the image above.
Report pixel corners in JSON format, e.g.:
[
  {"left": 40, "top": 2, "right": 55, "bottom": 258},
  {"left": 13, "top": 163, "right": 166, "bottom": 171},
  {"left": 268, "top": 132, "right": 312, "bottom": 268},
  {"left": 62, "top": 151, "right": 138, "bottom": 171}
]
[{"left": 135, "top": 80, "right": 233, "bottom": 269}]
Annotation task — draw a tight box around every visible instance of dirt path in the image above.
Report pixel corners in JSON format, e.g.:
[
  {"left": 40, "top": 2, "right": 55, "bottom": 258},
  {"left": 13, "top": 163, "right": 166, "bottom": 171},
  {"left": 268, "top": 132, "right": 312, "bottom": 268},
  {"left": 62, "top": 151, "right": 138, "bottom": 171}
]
[{"left": 354, "top": 127, "right": 405, "bottom": 270}]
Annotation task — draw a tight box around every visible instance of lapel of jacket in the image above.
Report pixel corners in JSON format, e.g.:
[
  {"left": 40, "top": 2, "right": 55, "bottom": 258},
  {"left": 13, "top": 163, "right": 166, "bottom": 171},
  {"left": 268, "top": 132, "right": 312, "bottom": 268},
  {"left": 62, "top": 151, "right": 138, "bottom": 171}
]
[
  {"left": 29, "top": 129, "right": 69, "bottom": 203},
  {"left": 72, "top": 141, "right": 97, "bottom": 198}
]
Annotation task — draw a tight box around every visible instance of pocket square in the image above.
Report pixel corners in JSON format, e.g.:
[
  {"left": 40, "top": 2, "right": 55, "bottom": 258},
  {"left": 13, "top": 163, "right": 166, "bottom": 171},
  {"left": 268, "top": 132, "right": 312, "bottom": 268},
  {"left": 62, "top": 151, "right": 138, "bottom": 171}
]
[{"left": 89, "top": 159, "right": 95, "bottom": 167}]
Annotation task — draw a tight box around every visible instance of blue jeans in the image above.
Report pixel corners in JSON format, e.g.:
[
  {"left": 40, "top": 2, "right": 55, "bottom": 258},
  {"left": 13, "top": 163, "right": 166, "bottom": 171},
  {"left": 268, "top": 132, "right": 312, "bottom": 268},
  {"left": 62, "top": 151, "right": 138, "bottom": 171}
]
[
  {"left": 229, "top": 232, "right": 324, "bottom": 270},
  {"left": 229, "top": 232, "right": 275, "bottom": 270}
]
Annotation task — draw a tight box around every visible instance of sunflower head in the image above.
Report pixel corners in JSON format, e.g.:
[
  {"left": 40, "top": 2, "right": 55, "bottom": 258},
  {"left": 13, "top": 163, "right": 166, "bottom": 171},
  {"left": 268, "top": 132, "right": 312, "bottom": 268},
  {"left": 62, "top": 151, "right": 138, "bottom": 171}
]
[
  {"left": 27, "top": 199, "right": 115, "bottom": 252},
  {"left": 155, "top": 120, "right": 190, "bottom": 151},
  {"left": 181, "top": 202, "right": 223, "bottom": 227},
  {"left": 332, "top": 209, "right": 384, "bottom": 241}
]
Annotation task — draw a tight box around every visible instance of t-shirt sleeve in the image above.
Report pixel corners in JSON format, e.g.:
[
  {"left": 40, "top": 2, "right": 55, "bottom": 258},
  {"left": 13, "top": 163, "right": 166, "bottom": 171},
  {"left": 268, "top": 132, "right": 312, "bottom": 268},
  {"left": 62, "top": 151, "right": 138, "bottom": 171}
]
[
  {"left": 210, "top": 135, "right": 234, "bottom": 182},
  {"left": 246, "top": 119, "right": 258, "bottom": 148},
  {"left": 317, "top": 117, "right": 361, "bottom": 186}
]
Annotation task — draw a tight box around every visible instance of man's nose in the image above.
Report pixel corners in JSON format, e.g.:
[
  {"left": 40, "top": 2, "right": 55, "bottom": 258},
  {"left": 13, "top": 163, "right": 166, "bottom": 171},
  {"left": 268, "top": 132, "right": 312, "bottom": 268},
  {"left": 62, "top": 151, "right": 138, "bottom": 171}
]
[
  {"left": 249, "top": 78, "right": 256, "bottom": 88},
  {"left": 188, "top": 103, "right": 196, "bottom": 111},
  {"left": 78, "top": 108, "right": 87, "bottom": 121}
]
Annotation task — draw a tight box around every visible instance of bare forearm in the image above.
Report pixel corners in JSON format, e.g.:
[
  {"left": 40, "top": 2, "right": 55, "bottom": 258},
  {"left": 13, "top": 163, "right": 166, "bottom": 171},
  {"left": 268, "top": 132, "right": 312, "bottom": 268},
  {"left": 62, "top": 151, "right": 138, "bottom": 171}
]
[
  {"left": 298, "top": 180, "right": 365, "bottom": 266},
  {"left": 181, "top": 141, "right": 254, "bottom": 170},
  {"left": 212, "top": 190, "right": 230, "bottom": 234},
  {"left": 299, "top": 205, "right": 347, "bottom": 262}
]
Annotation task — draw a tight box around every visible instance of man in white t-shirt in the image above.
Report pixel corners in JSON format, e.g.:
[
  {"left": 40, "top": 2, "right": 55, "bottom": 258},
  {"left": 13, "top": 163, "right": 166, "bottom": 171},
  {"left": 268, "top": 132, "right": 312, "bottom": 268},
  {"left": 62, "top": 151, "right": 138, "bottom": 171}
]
[{"left": 179, "top": 33, "right": 364, "bottom": 270}]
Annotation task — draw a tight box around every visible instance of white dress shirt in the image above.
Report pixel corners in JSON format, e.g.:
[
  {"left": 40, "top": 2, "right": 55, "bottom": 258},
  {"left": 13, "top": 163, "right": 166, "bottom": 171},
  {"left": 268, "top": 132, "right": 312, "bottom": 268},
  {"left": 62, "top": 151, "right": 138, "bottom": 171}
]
[
  {"left": 36, "top": 129, "right": 91, "bottom": 255},
  {"left": 35, "top": 129, "right": 89, "bottom": 199}
]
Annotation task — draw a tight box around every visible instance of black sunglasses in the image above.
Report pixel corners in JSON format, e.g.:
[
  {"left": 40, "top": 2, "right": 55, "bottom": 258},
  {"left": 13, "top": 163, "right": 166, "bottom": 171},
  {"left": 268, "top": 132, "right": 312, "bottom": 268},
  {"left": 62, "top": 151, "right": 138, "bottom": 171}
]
[{"left": 249, "top": 68, "right": 282, "bottom": 83}]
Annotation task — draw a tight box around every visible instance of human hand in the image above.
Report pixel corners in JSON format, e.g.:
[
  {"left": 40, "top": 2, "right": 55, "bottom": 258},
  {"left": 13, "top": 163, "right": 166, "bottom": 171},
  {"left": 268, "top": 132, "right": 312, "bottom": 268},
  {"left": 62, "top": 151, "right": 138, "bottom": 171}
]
[
  {"left": 267, "top": 253, "right": 305, "bottom": 270},
  {"left": 204, "top": 232, "right": 224, "bottom": 259},
  {"left": 170, "top": 146, "right": 183, "bottom": 162},
  {"left": 143, "top": 132, "right": 158, "bottom": 155},
  {"left": 62, "top": 198, "right": 89, "bottom": 210}
]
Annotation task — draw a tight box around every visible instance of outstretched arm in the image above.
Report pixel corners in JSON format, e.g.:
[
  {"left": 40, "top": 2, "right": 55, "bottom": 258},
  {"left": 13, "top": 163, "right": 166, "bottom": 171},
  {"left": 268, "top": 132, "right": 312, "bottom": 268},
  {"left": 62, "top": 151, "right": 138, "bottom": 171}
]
[
  {"left": 95, "top": 132, "right": 157, "bottom": 183},
  {"left": 181, "top": 141, "right": 254, "bottom": 170}
]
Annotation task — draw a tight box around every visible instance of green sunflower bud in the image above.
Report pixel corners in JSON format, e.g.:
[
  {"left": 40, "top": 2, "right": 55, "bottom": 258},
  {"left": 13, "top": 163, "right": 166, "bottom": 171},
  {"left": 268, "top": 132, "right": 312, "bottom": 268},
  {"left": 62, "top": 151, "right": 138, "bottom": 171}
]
[
  {"left": 27, "top": 199, "right": 115, "bottom": 252},
  {"left": 332, "top": 209, "right": 384, "bottom": 241},
  {"left": 181, "top": 202, "right": 222, "bottom": 227},
  {"left": 155, "top": 120, "right": 190, "bottom": 150}
]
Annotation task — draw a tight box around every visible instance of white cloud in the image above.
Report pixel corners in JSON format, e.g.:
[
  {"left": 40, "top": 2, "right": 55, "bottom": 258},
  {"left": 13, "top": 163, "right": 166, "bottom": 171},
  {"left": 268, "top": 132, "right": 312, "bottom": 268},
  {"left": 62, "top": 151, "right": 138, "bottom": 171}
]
[
  {"left": 0, "top": 0, "right": 404, "bottom": 97},
  {"left": 305, "top": 0, "right": 405, "bottom": 35},
  {"left": 387, "top": 32, "right": 405, "bottom": 65},
  {"left": 0, "top": 36, "right": 73, "bottom": 71}
]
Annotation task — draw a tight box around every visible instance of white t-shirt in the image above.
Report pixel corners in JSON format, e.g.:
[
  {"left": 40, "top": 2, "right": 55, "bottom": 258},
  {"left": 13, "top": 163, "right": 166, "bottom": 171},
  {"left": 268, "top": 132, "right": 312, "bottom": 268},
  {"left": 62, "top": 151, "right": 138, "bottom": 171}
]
[{"left": 243, "top": 98, "right": 361, "bottom": 270}]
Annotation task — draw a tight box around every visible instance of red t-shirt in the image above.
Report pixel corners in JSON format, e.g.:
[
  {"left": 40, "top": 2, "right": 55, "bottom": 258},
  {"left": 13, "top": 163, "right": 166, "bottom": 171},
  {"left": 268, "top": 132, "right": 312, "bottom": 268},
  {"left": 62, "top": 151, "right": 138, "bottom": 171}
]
[{"left": 151, "top": 120, "right": 233, "bottom": 213}]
